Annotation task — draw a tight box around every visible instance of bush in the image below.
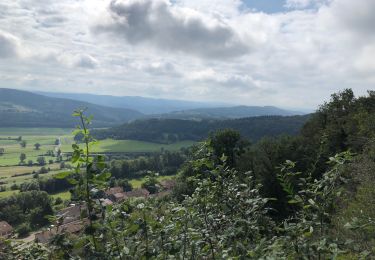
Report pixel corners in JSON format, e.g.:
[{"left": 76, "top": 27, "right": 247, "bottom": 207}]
[
  {"left": 55, "top": 197, "right": 63, "bottom": 205},
  {"left": 141, "top": 173, "right": 159, "bottom": 194},
  {"left": 16, "top": 223, "right": 31, "bottom": 238},
  {"left": 10, "top": 183, "right": 18, "bottom": 190},
  {"left": 39, "top": 167, "right": 48, "bottom": 174},
  {"left": 37, "top": 156, "right": 46, "bottom": 166}
]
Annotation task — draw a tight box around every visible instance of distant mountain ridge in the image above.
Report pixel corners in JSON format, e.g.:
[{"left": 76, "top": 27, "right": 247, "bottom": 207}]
[
  {"left": 36, "top": 91, "right": 228, "bottom": 115},
  {"left": 0, "top": 88, "right": 143, "bottom": 127},
  {"left": 36, "top": 91, "right": 304, "bottom": 118}
]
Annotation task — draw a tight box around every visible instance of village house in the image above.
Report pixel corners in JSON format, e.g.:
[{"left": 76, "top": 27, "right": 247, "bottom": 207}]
[
  {"left": 124, "top": 188, "right": 150, "bottom": 198},
  {"left": 35, "top": 219, "right": 88, "bottom": 244},
  {"left": 0, "top": 221, "right": 13, "bottom": 238},
  {"left": 105, "top": 186, "right": 123, "bottom": 196},
  {"left": 100, "top": 198, "right": 114, "bottom": 207},
  {"left": 109, "top": 192, "right": 127, "bottom": 202},
  {"left": 160, "top": 179, "right": 176, "bottom": 190},
  {"left": 57, "top": 203, "right": 87, "bottom": 225}
]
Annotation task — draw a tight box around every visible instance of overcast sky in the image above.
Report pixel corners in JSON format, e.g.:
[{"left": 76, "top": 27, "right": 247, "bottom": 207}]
[{"left": 0, "top": 0, "right": 374, "bottom": 110}]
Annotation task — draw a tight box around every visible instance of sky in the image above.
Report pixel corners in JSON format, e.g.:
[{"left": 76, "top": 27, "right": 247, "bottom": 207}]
[{"left": 0, "top": 0, "right": 374, "bottom": 110}]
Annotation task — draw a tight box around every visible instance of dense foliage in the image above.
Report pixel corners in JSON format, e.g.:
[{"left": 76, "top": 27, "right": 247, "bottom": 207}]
[
  {"left": 0, "top": 190, "right": 53, "bottom": 228},
  {"left": 109, "top": 150, "right": 187, "bottom": 179}
]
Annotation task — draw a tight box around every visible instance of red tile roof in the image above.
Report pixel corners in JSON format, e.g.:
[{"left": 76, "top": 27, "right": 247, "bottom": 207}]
[
  {"left": 124, "top": 188, "right": 150, "bottom": 198},
  {"left": 160, "top": 179, "right": 176, "bottom": 190},
  {"left": 35, "top": 219, "right": 88, "bottom": 244},
  {"left": 105, "top": 187, "right": 124, "bottom": 196},
  {"left": 57, "top": 204, "right": 86, "bottom": 224}
]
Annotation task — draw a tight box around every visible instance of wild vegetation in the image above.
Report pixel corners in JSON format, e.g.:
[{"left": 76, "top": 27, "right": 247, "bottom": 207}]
[{"left": 1, "top": 89, "right": 375, "bottom": 259}]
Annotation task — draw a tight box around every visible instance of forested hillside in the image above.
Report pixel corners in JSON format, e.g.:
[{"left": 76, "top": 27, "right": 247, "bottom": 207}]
[
  {"left": 94, "top": 115, "right": 310, "bottom": 143},
  {"left": 148, "top": 105, "right": 302, "bottom": 120},
  {"left": 0, "top": 89, "right": 143, "bottom": 127}
]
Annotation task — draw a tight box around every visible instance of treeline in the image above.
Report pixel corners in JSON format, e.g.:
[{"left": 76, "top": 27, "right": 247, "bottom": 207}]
[
  {"left": 17, "top": 177, "right": 75, "bottom": 194},
  {"left": 93, "top": 114, "right": 310, "bottom": 143},
  {"left": 109, "top": 150, "right": 188, "bottom": 179}
]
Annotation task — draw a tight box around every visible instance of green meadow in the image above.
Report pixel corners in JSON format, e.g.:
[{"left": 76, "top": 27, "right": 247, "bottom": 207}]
[
  {"left": 0, "top": 127, "right": 194, "bottom": 199},
  {"left": 61, "top": 139, "right": 195, "bottom": 153}
]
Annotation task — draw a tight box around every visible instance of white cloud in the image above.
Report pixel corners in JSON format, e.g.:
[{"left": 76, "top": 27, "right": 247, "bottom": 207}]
[
  {"left": 0, "top": 30, "right": 21, "bottom": 58},
  {"left": 95, "top": 0, "right": 250, "bottom": 59}
]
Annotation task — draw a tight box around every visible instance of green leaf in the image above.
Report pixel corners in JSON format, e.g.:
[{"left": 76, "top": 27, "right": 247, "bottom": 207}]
[
  {"left": 72, "top": 150, "right": 81, "bottom": 163},
  {"left": 97, "top": 172, "right": 111, "bottom": 181},
  {"left": 54, "top": 171, "right": 73, "bottom": 179}
]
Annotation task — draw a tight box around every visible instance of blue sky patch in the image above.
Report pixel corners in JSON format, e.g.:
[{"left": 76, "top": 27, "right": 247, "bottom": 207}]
[{"left": 242, "top": 0, "right": 287, "bottom": 13}]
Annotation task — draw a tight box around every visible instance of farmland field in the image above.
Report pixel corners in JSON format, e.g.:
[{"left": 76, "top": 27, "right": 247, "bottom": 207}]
[
  {"left": 0, "top": 127, "right": 194, "bottom": 199},
  {"left": 61, "top": 139, "right": 195, "bottom": 153}
]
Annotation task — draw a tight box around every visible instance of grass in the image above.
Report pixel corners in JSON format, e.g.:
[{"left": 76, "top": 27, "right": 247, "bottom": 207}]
[
  {"left": 130, "top": 175, "right": 174, "bottom": 188},
  {"left": 51, "top": 191, "right": 71, "bottom": 201},
  {"left": 0, "top": 135, "right": 63, "bottom": 166},
  {"left": 0, "top": 164, "right": 65, "bottom": 189},
  {"left": 0, "top": 189, "right": 19, "bottom": 199},
  {"left": 61, "top": 139, "right": 195, "bottom": 153}
]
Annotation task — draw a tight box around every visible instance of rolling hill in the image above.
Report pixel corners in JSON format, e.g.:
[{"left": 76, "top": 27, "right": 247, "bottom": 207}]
[
  {"left": 93, "top": 115, "right": 311, "bottom": 143},
  {"left": 0, "top": 88, "right": 143, "bottom": 127}
]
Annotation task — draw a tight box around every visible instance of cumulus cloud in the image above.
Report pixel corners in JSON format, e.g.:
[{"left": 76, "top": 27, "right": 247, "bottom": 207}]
[
  {"left": 327, "top": 0, "right": 375, "bottom": 36},
  {"left": 187, "top": 68, "right": 260, "bottom": 90},
  {"left": 0, "top": 30, "right": 21, "bottom": 58},
  {"left": 132, "top": 61, "right": 180, "bottom": 76},
  {"left": 57, "top": 53, "right": 99, "bottom": 69},
  {"left": 95, "top": 0, "right": 250, "bottom": 59}
]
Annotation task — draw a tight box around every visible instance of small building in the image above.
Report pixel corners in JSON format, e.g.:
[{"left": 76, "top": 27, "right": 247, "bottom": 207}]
[
  {"left": 110, "top": 192, "right": 127, "bottom": 202},
  {"left": 100, "top": 198, "right": 114, "bottom": 207},
  {"left": 105, "top": 187, "right": 124, "bottom": 196},
  {"left": 57, "top": 204, "right": 86, "bottom": 225},
  {"left": 0, "top": 221, "right": 13, "bottom": 238},
  {"left": 160, "top": 179, "right": 176, "bottom": 190},
  {"left": 124, "top": 188, "right": 150, "bottom": 199},
  {"left": 35, "top": 219, "right": 88, "bottom": 244}
]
